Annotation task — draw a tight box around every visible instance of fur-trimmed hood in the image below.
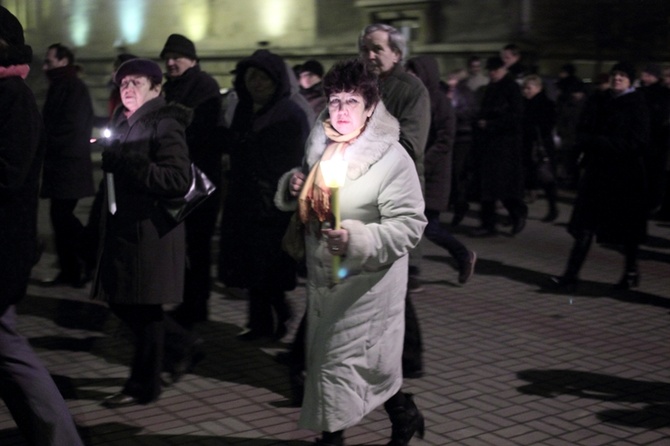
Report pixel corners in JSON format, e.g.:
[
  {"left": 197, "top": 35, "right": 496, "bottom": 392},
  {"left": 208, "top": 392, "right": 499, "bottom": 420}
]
[{"left": 304, "top": 100, "right": 400, "bottom": 180}]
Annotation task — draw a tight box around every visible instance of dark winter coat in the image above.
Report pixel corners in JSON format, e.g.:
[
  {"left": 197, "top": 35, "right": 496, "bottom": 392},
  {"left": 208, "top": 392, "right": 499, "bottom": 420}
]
[
  {"left": 0, "top": 75, "right": 44, "bottom": 312},
  {"left": 40, "top": 65, "right": 95, "bottom": 199},
  {"left": 219, "top": 50, "right": 310, "bottom": 290},
  {"left": 569, "top": 88, "right": 650, "bottom": 244},
  {"left": 379, "top": 63, "right": 431, "bottom": 188},
  {"left": 405, "top": 56, "right": 455, "bottom": 211},
  {"left": 522, "top": 92, "right": 557, "bottom": 187},
  {"left": 473, "top": 73, "right": 524, "bottom": 201},
  {"left": 163, "top": 65, "right": 223, "bottom": 184},
  {"left": 91, "top": 97, "right": 192, "bottom": 305}
]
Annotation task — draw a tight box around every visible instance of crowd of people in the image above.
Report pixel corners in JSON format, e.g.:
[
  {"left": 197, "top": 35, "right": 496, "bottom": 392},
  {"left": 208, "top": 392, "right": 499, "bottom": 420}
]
[{"left": 2, "top": 4, "right": 669, "bottom": 445}]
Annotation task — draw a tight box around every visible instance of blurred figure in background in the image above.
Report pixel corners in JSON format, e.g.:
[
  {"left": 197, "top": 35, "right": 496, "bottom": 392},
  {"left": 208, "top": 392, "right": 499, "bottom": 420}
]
[
  {"left": 160, "top": 34, "right": 223, "bottom": 328},
  {"left": 406, "top": 55, "right": 477, "bottom": 285},
  {"left": 521, "top": 74, "right": 559, "bottom": 222},
  {"left": 471, "top": 56, "right": 527, "bottom": 237},
  {"left": 550, "top": 62, "right": 649, "bottom": 292},
  {"left": 40, "top": 42, "right": 95, "bottom": 288},
  {"left": 298, "top": 59, "right": 327, "bottom": 116}
]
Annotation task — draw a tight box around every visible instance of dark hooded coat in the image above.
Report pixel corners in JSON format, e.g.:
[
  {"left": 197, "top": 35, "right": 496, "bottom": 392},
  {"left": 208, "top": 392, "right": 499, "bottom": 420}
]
[
  {"left": 91, "top": 97, "right": 192, "bottom": 305},
  {"left": 40, "top": 65, "right": 95, "bottom": 199},
  {"left": 405, "top": 56, "right": 456, "bottom": 211},
  {"left": 569, "top": 88, "right": 649, "bottom": 244},
  {"left": 219, "top": 50, "right": 310, "bottom": 290}
]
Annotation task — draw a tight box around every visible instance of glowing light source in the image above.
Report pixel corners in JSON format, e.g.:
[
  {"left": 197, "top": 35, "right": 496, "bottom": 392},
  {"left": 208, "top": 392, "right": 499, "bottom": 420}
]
[
  {"left": 70, "top": 0, "right": 90, "bottom": 46},
  {"left": 117, "top": 0, "right": 145, "bottom": 45},
  {"left": 182, "top": 0, "right": 209, "bottom": 41},
  {"left": 259, "top": 0, "right": 290, "bottom": 38}
]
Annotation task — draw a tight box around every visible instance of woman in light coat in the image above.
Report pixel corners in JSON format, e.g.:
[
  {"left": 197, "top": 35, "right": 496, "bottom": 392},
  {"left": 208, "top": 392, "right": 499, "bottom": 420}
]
[{"left": 276, "top": 58, "right": 426, "bottom": 446}]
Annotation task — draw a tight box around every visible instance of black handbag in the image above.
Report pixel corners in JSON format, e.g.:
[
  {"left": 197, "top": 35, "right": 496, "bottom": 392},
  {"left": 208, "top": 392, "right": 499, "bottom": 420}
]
[{"left": 161, "top": 163, "right": 216, "bottom": 223}]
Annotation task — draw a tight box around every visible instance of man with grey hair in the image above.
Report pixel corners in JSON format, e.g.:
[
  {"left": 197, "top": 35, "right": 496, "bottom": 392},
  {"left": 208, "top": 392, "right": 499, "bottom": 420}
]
[{"left": 359, "top": 23, "right": 430, "bottom": 379}]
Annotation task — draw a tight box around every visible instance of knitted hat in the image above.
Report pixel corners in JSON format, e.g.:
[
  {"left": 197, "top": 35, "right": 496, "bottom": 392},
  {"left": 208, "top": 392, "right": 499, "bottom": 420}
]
[
  {"left": 114, "top": 58, "right": 163, "bottom": 85},
  {"left": 0, "top": 6, "right": 32, "bottom": 66},
  {"left": 160, "top": 34, "right": 197, "bottom": 60},
  {"left": 642, "top": 63, "right": 663, "bottom": 80},
  {"left": 299, "top": 59, "right": 324, "bottom": 77},
  {"left": 610, "top": 61, "right": 636, "bottom": 82},
  {"left": 485, "top": 56, "right": 505, "bottom": 71}
]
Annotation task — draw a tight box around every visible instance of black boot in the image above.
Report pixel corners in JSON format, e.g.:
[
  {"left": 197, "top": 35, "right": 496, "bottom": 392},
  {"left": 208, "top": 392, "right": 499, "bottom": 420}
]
[
  {"left": 314, "top": 430, "right": 344, "bottom": 446},
  {"left": 614, "top": 243, "right": 640, "bottom": 290},
  {"left": 384, "top": 392, "right": 425, "bottom": 446},
  {"left": 541, "top": 184, "right": 559, "bottom": 222},
  {"left": 549, "top": 232, "right": 592, "bottom": 293}
]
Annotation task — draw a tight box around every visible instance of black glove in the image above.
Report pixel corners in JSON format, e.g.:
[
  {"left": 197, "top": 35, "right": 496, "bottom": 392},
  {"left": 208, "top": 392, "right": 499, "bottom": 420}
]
[{"left": 101, "top": 140, "right": 122, "bottom": 173}]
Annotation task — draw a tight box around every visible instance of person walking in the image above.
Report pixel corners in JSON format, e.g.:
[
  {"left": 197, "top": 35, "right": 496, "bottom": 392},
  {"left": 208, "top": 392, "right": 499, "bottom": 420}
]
[
  {"left": 160, "top": 34, "right": 223, "bottom": 328},
  {"left": 40, "top": 42, "right": 95, "bottom": 287},
  {"left": 276, "top": 58, "right": 427, "bottom": 446},
  {"left": 550, "top": 62, "right": 650, "bottom": 292},
  {"left": 471, "top": 56, "right": 527, "bottom": 236},
  {"left": 93, "top": 58, "right": 202, "bottom": 407},
  {"left": 218, "top": 49, "right": 310, "bottom": 341},
  {"left": 405, "top": 55, "right": 477, "bottom": 284},
  {"left": 0, "top": 7, "right": 85, "bottom": 445}
]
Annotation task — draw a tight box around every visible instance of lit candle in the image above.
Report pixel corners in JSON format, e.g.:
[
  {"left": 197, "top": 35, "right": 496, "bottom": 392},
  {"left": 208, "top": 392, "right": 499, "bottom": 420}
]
[{"left": 320, "top": 158, "right": 348, "bottom": 284}]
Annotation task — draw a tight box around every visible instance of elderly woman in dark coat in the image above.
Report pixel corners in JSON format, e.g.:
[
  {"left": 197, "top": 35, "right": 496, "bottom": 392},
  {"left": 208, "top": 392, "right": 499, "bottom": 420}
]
[
  {"left": 551, "top": 62, "right": 650, "bottom": 291},
  {"left": 93, "top": 59, "right": 199, "bottom": 407},
  {"left": 218, "top": 50, "right": 310, "bottom": 340}
]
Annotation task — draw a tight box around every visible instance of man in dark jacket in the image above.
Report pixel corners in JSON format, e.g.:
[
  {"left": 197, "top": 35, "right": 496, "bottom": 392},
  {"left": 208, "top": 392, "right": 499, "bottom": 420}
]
[
  {"left": 0, "top": 7, "right": 84, "bottom": 444},
  {"left": 359, "top": 23, "right": 431, "bottom": 377},
  {"left": 160, "top": 34, "right": 223, "bottom": 327},
  {"left": 298, "top": 59, "right": 327, "bottom": 116},
  {"left": 40, "top": 42, "right": 94, "bottom": 287},
  {"left": 472, "top": 56, "right": 527, "bottom": 236}
]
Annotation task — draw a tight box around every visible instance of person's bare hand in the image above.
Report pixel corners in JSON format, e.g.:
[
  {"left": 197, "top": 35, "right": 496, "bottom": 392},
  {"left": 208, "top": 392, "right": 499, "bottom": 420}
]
[
  {"left": 290, "top": 171, "right": 305, "bottom": 197},
  {"left": 322, "top": 228, "right": 349, "bottom": 255}
]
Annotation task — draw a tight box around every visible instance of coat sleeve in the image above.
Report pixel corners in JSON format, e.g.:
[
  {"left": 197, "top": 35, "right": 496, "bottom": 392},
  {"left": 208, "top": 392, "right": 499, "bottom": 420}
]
[
  {"left": 0, "top": 83, "right": 41, "bottom": 200},
  {"left": 341, "top": 149, "right": 426, "bottom": 272},
  {"left": 117, "top": 117, "right": 192, "bottom": 198}
]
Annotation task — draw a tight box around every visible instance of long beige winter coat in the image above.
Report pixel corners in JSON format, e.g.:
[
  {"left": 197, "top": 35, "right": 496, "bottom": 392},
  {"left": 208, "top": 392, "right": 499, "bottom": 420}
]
[{"left": 276, "top": 101, "right": 426, "bottom": 432}]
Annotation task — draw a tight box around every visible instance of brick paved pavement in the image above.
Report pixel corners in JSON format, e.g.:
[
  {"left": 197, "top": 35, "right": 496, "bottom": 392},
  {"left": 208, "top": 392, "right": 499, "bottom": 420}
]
[{"left": 1, "top": 179, "right": 669, "bottom": 445}]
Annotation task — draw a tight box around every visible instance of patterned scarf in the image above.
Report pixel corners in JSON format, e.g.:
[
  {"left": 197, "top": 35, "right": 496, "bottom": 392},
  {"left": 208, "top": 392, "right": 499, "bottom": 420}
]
[{"left": 298, "top": 119, "right": 365, "bottom": 227}]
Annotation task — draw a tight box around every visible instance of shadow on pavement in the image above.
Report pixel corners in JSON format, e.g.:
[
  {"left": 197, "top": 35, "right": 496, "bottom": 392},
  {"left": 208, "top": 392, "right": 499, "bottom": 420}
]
[{"left": 516, "top": 369, "right": 670, "bottom": 429}]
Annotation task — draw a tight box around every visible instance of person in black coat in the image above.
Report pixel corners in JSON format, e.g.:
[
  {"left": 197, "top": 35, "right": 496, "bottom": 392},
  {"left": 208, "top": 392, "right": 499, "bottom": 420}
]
[
  {"left": 94, "top": 59, "right": 201, "bottom": 407},
  {"left": 40, "top": 43, "right": 95, "bottom": 287},
  {"left": 521, "top": 74, "right": 559, "bottom": 222},
  {"left": 160, "top": 34, "right": 223, "bottom": 328},
  {"left": 550, "top": 62, "right": 650, "bottom": 292},
  {"left": 218, "top": 49, "right": 310, "bottom": 340},
  {"left": 471, "top": 56, "right": 527, "bottom": 236},
  {"left": 0, "top": 7, "right": 84, "bottom": 444}
]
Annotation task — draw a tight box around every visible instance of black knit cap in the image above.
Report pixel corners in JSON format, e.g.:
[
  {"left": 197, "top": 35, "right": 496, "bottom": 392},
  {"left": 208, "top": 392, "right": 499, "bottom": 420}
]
[
  {"left": 642, "top": 63, "right": 663, "bottom": 80},
  {"left": 160, "top": 34, "right": 197, "bottom": 60},
  {"left": 485, "top": 56, "right": 505, "bottom": 71},
  {"left": 299, "top": 59, "right": 324, "bottom": 77},
  {"left": 0, "top": 6, "right": 33, "bottom": 66},
  {"left": 114, "top": 58, "right": 163, "bottom": 86},
  {"left": 610, "top": 61, "right": 636, "bottom": 82}
]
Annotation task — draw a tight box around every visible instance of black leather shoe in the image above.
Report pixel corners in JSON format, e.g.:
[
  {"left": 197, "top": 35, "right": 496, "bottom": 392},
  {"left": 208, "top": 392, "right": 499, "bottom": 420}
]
[
  {"left": 470, "top": 227, "right": 497, "bottom": 237},
  {"left": 613, "top": 272, "right": 639, "bottom": 290},
  {"left": 237, "top": 328, "right": 273, "bottom": 341},
  {"left": 166, "top": 339, "right": 205, "bottom": 385},
  {"left": 547, "top": 275, "right": 578, "bottom": 293},
  {"left": 541, "top": 208, "right": 559, "bottom": 222},
  {"left": 101, "top": 393, "right": 140, "bottom": 408},
  {"left": 40, "top": 272, "right": 87, "bottom": 288},
  {"left": 511, "top": 216, "right": 527, "bottom": 235},
  {"left": 458, "top": 251, "right": 477, "bottom": 284}
]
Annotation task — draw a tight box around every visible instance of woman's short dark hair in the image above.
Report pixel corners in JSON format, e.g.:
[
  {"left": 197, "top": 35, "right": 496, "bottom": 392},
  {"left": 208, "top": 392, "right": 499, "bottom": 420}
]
[{"left": 323, "top": 58, "right": 379, "bottom": 109}]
